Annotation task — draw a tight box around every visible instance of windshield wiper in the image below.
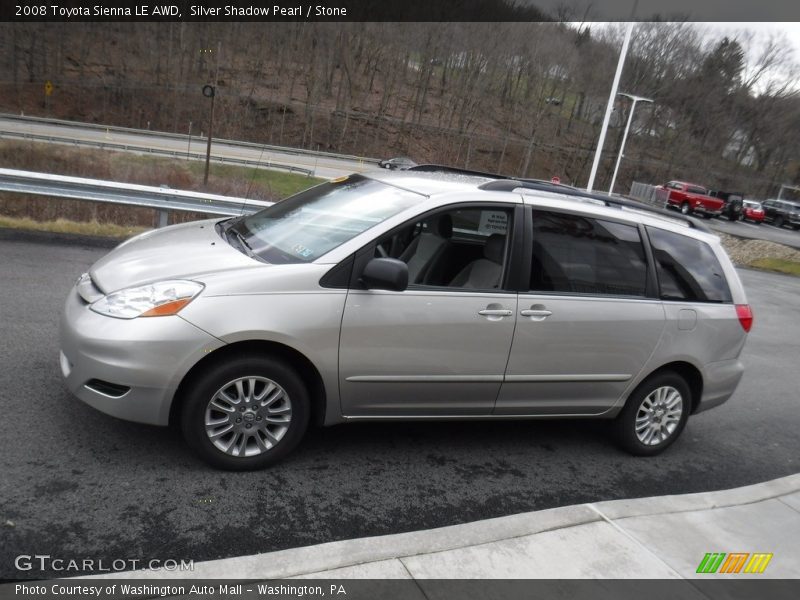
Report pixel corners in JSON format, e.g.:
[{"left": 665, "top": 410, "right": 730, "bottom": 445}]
[{"left": 226, "top": 228, "right": 255, "bottom": 258}]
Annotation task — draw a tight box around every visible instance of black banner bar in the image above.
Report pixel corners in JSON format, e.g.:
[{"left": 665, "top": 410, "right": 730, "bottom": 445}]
[
  {"left": 2, "top": 579, "right": 800, "bottom": 600},
  {"left": 2, "top": 0, "right": 800, "bottom": 22}
]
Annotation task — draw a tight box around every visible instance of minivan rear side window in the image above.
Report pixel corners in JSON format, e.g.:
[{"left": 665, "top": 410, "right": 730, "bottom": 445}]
[
  {"left": 646, "top": 227, "right": 732, "bottom": 303},
  {"left": 530, "top": 210, "right": 648, "bottom": 297}
]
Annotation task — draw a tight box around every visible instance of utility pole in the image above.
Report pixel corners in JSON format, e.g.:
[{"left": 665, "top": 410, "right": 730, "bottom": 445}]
[
  {"left": 608, "top": 93, "right": 654, "bottom": 195},
  {"left": 203, "top": 41, "right": 221, "bottom": 187}
]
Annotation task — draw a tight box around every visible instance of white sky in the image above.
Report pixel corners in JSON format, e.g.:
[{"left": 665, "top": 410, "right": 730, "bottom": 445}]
[{"left": 585, "top": 22, "right": 800, "bottom": 93}]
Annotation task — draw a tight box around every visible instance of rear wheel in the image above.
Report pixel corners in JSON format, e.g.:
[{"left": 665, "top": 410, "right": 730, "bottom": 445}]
[
  {"left": 680, "top": 202, "right": 691, "bottom": 215},
  {"left": 180, "top": 356, "right": 310, "bottom": 470},
  {"left": 612, "top": 372, "right": 690, "bottom": 456}
]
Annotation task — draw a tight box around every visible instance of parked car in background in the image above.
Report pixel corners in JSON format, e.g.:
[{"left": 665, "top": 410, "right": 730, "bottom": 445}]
[
  {"left": 656, "top": 181, "right": 724, "bottom": 219},
  {"left": 761, "top": 199, "right": 800, "bottom": 230},
  {"left": 740, "top": 200, "right": 765, "bottom": 224},
  {"left": 60, "top": 168, "right": 752, "bottom": 469},
  {"left": 378, "top": 156, "right": 417, "bottom": 170},
  {"left": 708, "top": 190, "right": 744, "bottom": 221}
]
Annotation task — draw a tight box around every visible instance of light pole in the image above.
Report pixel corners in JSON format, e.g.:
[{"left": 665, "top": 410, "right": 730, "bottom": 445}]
[
  {"left": 608, "top": 92, "right": 653, "bottom": 195},
  {"left": 202, "top": 41, "right": 222, "bottom": 187},
  {"left": 202, "top": 84, "right": 216, "bottom": 186}
]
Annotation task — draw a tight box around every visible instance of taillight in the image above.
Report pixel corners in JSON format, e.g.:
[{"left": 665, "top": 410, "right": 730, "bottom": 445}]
[{"left": 736, "top": 304, "right": 753, "bottom": 332}]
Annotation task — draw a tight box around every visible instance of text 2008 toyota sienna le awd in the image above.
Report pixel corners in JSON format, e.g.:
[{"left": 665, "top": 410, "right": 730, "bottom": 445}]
[{"left": 60, "top": 168, "right": 752, "bottom": 470}]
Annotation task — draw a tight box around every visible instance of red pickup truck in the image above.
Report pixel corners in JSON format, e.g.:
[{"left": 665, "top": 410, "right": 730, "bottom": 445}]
[{"left": 655, "top": 181, "right": 725, "bottom": 219}]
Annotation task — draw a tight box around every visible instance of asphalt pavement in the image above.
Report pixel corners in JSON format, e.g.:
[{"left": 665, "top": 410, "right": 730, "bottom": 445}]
[
  {"left": 1, "top": 230, "right": 798, "bottom": 580},
  {"left": 706, "top": 216, "right": 800, "bottom": 249}
]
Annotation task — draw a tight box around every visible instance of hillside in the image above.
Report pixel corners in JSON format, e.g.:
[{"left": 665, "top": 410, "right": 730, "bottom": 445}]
[{"left": 1, "top": 22, "right": 798, "bottom": 197}]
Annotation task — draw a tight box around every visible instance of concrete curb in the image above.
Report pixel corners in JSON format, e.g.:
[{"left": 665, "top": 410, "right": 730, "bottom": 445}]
[{"left": 86, "top": 473, "right": 800, "bottom": 580}]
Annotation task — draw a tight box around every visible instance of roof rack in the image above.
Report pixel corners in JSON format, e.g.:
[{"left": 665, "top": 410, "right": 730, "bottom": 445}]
[
  {"left": 408, "top": 164, "right": 507, "bottom": 179},
  {"left": 481, "top": 179, "right": 711, "bottom": 233},
  {"left": 408, "top": 164, "right": 710, "bottom": 232}
]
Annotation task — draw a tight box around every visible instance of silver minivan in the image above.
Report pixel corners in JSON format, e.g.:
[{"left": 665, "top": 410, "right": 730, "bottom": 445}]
[{"left": 60, "top": 168, "right": 753, "bottom": 469}]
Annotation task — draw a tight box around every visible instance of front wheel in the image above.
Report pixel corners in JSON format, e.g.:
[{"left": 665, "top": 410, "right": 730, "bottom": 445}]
[
  {"left": 774, "top": 216, "right": 784, "bottom": 228},
  {"left": 612, "top": 372, "right": 690, "bottom": 456},
  {"left": 680, "top": 202, "right": 691, "bottom": 215},
  {"left": 180, "top": 356, "right": 310, "bottom": 470}
]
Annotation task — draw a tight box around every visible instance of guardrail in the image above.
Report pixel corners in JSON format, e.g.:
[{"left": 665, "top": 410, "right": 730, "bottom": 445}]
[
  {"left": 0, "top": 112, "right": 381, "bottom": 165},
  {"left": 0, "top": 129, "right": 315, "bottom": 177},
  {"left": 0, "top": 168, "right": 273, "bottom": 227}
]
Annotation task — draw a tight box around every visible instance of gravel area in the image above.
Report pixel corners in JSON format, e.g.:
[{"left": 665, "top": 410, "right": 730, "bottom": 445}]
[{"left": 717, "top": 232, "right": 800, "bottom": 266}]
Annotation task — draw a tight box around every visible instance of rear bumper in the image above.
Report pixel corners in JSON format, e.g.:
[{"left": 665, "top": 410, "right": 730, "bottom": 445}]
[
  {"left": 694, "top": 205, "right": 723, "bottom": 216},
  {"left": 59, "top": 287, "right": 225, "bottom": 426},
  {"left": 695, "top": 358, "right": 744, "bottom": 414}
]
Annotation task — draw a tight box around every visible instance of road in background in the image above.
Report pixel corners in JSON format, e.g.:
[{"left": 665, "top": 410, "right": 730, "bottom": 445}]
[
  {"left": 706, "top": 216, "right": 800, "bottom": 249},
  {"left": 0, "top": 116, "right": 377, "bottom": 180},
  {"left": 0, "top": 231, "right": 797, "bottom": 579}
]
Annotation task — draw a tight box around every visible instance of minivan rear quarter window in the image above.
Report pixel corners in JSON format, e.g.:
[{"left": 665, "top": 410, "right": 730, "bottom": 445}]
[{"left": 647, "top": 227, "right": 732, "bottom": 303}]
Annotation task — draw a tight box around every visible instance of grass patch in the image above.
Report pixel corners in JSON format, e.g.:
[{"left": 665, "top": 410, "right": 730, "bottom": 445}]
[
  {"left": 119, "top": 152, "right": 324, "bottom": 198},
  {"left": 183, "top": 161, "right": 324, "bottom": 198},
  {"left": 0, "top": 216, "right": 147, "bottom": 238},
  {"left": 749, "top": 257, "right": 800, "bottom": 276}
]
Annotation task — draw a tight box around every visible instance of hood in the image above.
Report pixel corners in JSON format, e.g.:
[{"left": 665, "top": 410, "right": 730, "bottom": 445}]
[{"left": 90, "top": 219, "right": 261, "bottom": 293}]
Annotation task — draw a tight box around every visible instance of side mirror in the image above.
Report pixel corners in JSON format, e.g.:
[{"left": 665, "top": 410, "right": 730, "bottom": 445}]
[{"left": 360, "top": 258, "right": 408, "bottom": 292}]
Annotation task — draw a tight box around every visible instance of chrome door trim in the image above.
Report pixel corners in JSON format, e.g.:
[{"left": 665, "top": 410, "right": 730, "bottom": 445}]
[
  {"left": 346, "top": 375, "right": 505, "bottom": 383},
  {"left": 503, "top": 374, "right": 631, "bottom": 383}
]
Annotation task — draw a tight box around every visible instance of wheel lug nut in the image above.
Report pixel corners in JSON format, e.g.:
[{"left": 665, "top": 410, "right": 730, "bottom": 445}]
[
  {"left": 245, "top": 423, "right": 252, "bottom": 429},
  {"left": 236, "top": 418, "right": 241, "bottom": 423},
  {"left": 256, "top": 416, "right": 262, "bottom": 421},
  {"left": 240, "top": 407, "right": 245, "bottom": 412}
]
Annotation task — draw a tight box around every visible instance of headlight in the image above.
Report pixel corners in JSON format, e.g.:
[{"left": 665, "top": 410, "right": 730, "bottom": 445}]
[{"left": 90, "top": 280, "right": 204, "bottom": 319}]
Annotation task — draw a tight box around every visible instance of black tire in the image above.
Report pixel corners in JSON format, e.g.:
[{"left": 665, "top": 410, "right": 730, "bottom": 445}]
[
  {"left": 680, "top": 202, "right": 690, "bottom": 215},
  {"left": 702, "top": 213, "right": 713, "bottom": 219},
  {"left": 612, "top": 371, "right": 691, "bottom": 457},
  {"left": 774, "top": 216, "right": 784, "bottom": 228},
  {"left": 180, "top": 355, "right": 310, "bottom": 470}
]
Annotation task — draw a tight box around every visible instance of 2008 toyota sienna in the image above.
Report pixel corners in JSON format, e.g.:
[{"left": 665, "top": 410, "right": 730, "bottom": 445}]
[{"left": 59, "top": 167, "right": 752, "bottom": 470}]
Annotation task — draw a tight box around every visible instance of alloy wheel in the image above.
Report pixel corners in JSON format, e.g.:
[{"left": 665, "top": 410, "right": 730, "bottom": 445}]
[
  {"left": 204, "top": 376, "right": 292, "bottom": 457},
  {"left": 634, "top": 385, "right": 683, "bottom": 446}
]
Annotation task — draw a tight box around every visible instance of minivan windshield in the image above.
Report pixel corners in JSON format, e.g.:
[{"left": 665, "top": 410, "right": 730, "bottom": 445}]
[{"left": 228, "top": 175, "right": 424, "bottom": 263}]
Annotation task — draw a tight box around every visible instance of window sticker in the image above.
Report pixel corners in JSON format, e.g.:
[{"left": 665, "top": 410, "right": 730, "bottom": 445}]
[{"left": 478, "top": 211, "right": 508, "bottom": 235}]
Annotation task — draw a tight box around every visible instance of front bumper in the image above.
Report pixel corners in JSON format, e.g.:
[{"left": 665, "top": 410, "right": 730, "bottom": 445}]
[{"left": 59, "top": 287, "right": 225, "bottom": 426}]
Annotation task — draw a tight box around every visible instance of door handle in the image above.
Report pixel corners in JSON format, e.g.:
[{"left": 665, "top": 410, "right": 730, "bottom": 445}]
[
  {"left": 478, "top": 309, "right": 513, "bottom": 317},
  {"left": 520, "top": 304, "right": 552, "bottom": 321},
  {"left": 520, "top": 309, "right": 552, "bottom": 317}
]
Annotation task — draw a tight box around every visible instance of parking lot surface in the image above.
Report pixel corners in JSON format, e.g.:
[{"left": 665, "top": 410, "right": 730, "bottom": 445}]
[{"left": 0, "top": 230, "right": 798, "bottom": 579}]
